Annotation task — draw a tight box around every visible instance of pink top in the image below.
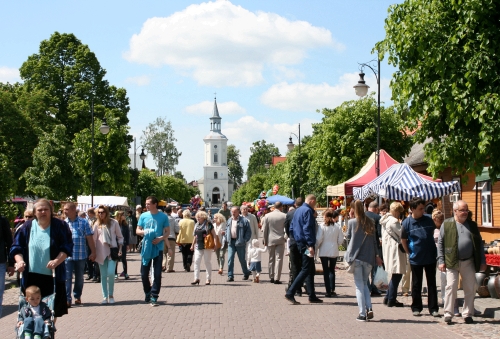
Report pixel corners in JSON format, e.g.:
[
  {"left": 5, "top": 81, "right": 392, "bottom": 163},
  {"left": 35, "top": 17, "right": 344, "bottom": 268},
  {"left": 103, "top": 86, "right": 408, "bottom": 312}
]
[{"left": 92, "top": 219, "right": 123, "bottom": 265}]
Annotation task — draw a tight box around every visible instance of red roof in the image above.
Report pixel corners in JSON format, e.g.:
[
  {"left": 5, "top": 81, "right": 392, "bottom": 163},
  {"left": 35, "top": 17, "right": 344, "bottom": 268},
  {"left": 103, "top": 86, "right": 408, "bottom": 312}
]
[{"left": 344, "top": 149, "right": 439, "bottom": 195}]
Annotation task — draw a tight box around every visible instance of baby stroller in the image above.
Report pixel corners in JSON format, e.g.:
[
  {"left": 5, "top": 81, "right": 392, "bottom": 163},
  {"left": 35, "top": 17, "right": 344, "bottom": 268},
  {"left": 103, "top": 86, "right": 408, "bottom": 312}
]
[{"left": 15, "top": 270, "right": 56, "bottom": 339}]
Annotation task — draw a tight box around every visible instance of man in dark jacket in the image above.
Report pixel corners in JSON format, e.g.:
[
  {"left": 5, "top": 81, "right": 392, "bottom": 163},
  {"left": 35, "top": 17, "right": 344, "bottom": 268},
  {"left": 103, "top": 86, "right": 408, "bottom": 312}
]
[
  {"left": 284, "top": 195, "right": 322, "bottom": 305},
  {"left": 284, "top": 198, "right": 303, "bottom": 294},
  {"left": 1, "top": 214, "right": 15, "bottom": 318}
]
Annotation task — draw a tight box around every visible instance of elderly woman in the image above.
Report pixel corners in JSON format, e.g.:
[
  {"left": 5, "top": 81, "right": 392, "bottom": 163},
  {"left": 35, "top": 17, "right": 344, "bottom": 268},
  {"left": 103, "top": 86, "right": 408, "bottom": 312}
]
[
  {"left": 213, "top": 213, "right": 227, "bottom": 275},
  {"left": 11, "top": 199, "right": 73, "bottom": 319},
  {"left": 92, "top": 205, "right": 123, "bottom": 304},
  {"left": 380, "top": 202, "right": 406, "bottom": 307},
  {"left": 190, "top": 211, "right": 219, "bottom": 285},
  {"left": 346, "top": 200, "right": 383, "bottom": 322},
  {"left": 176, "top": 209, "right": 195, "bottom": 272}
]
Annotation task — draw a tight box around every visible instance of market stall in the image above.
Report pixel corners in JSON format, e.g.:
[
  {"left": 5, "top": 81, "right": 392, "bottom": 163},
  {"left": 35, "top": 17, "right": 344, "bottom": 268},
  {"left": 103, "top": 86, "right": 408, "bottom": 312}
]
[
  {"left": 353, "top": 163, "right": 460, "bottom": 201},
  {"left": 77, "top": 196, "right": 129, "bottom": 211}
]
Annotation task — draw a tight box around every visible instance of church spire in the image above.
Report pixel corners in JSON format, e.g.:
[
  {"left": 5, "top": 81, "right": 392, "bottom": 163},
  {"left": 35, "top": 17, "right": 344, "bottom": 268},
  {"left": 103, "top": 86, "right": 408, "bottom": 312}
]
[{"left": 210, "top": 95, "right": 222, "bottom": 132}]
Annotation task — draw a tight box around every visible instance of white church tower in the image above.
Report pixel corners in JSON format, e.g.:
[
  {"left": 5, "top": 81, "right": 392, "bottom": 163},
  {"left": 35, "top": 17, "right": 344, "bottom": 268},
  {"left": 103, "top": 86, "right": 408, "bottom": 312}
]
[{"left": 198, "top": 97, "right": 233, "bottom": 206}]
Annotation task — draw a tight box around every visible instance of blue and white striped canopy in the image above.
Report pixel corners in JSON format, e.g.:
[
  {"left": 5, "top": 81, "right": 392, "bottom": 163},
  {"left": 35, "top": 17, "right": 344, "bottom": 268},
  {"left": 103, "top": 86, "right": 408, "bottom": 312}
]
[{"left": 353, "top": 163, "right": 461, "bottom": 201}]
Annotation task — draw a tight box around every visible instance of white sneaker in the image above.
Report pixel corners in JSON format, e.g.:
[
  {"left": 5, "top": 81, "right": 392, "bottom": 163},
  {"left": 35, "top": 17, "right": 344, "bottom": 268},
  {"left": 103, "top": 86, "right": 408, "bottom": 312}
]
[
  {"left": 100, "top": 298, "right": 108, "bottom": 304},
  {"left": 108, "top": 297, "right": 115, "bottom": 304}
]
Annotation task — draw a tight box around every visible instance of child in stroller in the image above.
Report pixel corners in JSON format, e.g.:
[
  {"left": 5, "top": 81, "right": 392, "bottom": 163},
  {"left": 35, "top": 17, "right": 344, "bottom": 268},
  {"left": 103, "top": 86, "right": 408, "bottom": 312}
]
[{"left": 16, "top": 285, "right": 51, "bottom": 339}]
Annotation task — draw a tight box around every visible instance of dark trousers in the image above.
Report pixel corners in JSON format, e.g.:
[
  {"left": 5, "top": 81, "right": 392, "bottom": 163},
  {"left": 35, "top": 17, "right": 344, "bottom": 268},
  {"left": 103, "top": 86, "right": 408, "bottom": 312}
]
[
  {"left": 411, "top": 263, "right": 438, "bottom": 313},
  {"left": 140, "top": 251, "right": 163, "bottom": 298},
  {"left": 387, "top": 273, "right": 403, "bottom": 302},
  {"left": 320, "top": 257, "right": 337, "bottom": 293},
  {"left": 115, "top": 244, "right": 128, "bottom": 274},
  {"left": 286, "top": 244, "right": 316, "bottom": 300},
  {"left": 288, "top": 242, "right": 302, "bottom": 290},
  {"left": 180, "top": 244, "right": 193, "bottom": 270}
]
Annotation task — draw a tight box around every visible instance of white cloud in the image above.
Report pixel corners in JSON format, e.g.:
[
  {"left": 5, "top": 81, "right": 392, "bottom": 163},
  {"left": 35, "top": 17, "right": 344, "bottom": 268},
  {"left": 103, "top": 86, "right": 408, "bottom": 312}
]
[
  {"left": 125, "top": 75, "right": 151, "bottom": 86},
  {"left": 124, "top": 0, "right": 343, "bottom": 87},
  {"left": 260, "top": 72, "right": 391, "bottom": 112},
  {"left": 185, "top": 100, "right": 246, "bottom": 115},
  {"left": 0, "top": 67, "right": 20, "bottom": 83},
  {"left": 223, "top": 115, "right": 318, "bottom": 171}
]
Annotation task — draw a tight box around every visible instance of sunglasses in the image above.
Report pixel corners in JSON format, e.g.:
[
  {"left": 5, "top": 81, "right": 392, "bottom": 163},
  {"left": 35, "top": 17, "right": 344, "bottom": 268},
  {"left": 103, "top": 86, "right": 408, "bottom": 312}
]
[
  {"left": 25, "top": 215, "right": 33, "bottom": 219},
  {"left": 98, "top": 211, "right": 106, "bottom": 214}
]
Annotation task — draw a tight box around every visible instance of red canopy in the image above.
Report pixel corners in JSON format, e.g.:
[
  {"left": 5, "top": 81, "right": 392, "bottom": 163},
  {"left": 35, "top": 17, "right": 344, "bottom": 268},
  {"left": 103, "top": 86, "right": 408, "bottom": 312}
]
[{"left": 344, "top": 150, "right": 438, "bottom": 196}]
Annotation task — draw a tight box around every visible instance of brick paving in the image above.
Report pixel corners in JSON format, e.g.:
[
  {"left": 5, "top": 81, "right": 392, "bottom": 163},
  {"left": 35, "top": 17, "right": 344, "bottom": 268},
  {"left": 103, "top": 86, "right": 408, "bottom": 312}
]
[{"left": 1, "top": 243, "right": 499, "bottom": 338}]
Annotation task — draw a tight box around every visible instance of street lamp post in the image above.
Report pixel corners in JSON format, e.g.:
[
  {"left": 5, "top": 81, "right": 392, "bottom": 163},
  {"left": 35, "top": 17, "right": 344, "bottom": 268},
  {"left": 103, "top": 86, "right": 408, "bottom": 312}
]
[
  {"left": 287, "top": 123, "right": 301, "bottom": 199},
  {"left": 354, "top": 57, "right": 381, "bottom": 177},
  {"left": 90, "top": 100, "right": 110, "bottom": 207}
]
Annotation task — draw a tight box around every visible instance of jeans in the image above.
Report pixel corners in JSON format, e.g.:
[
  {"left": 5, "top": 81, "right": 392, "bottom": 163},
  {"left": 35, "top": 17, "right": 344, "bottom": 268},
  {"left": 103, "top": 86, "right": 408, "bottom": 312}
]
[
  {"left": 353, "top": 260, "right": 372, "bottom": 317},
  {"left": 227, "top": 239, "right": 250, "bottom": 278},
  {"left": 65, "top": 259, "right": 86, "bottom": 302},
  {"left": 215, "top": 245, "right": 227, "bottom": 270},
  {"left": 115, "top": 244, "right": 128, "bottom": 275},
  {"left": 286, "top": 244, "right": 317, "bottom": 300},
  {"left": 23, "top": 316, "right": 48, "bottom": 336},
  {"left": 0, "top": 263, "right": 5, "bottom": 318},
  {"left": 320, "top": 257, "right": 337, "bottom": 293},
  {"left": 411, "top": 263, "right": 438, "bottom": 313},
  {"left": 387, "top": 273, "right": 403, "bottom": 302},
  {"left": 141, "top": 251, "right": 163, "bottom": 298},
  {"left": 98, "top": 258, "right": 117, "bottom": 299},
  {"left": 287, "top": 242, "right": 301, "bottom": 290}
]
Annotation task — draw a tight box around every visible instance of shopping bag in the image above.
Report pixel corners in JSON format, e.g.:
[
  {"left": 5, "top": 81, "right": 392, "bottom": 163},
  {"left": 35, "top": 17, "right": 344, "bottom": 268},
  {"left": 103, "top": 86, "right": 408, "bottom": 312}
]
[{"left": 373, "top": 266, "right": 389, "bottom": 291}]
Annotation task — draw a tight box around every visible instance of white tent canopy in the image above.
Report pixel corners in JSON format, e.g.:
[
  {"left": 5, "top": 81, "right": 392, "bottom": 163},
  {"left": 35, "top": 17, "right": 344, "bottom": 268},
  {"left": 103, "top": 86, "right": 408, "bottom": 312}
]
[
  {"left": 77, "top": 196, "right": 129, "bottom": 211},
  {"left": 326, "top": 152, "right": 376, "bottom": 197}
]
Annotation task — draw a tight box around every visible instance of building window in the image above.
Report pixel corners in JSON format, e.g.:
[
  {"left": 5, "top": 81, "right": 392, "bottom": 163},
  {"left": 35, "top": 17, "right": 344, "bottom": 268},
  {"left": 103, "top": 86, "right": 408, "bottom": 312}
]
[
  {"left": 214, "top": 153, "right": 218, "bottom": 163},
  {"left": 481, "top": 181, "right": 492, "bottom": 226},
  {"left": 214, "top": 172, "right": 218, "bottom": 179}
]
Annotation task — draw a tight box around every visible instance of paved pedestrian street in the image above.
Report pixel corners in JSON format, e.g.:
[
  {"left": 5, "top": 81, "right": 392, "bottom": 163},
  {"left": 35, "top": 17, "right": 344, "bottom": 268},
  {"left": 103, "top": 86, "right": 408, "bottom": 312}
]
[{"left": 1, "top": 247, "right": 499, "bottom": 338}]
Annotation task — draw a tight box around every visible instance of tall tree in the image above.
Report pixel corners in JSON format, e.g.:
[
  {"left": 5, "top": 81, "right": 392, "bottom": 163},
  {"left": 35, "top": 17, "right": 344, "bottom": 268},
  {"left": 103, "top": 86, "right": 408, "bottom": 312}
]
[
  {"left": 377, "top": 0, "right": 500, "bottom": 178},
  {"left": 141, "top": 117, "right": 181, "bottom": 175},
  {"left": 246, "top": 140, "right": 281, "bottom": 180},
  {"left": 227, "top": 144, "right": 244, "bottom": 189},
  {"left": 173, "top": 171, "right": 186, "bottom": 182}
]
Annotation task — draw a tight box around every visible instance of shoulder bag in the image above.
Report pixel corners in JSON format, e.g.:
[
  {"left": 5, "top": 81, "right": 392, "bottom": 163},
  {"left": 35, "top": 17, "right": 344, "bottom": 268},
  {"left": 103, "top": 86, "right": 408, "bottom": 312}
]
[
  {"left": 204, "top": 223, "right": 216, "bottom": 249},
  {"left": 345, "top": 233, "right": 367, "bottom": 274}
]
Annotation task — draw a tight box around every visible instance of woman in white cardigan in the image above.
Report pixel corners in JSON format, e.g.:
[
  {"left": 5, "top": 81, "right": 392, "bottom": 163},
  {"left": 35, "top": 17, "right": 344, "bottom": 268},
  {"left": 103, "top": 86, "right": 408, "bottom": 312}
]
[
  {"left": 316, "top": 209, "right": 344, "bottom": 297},
  {"left": 380, "top": 202, "right": 406, "bottom": 307}
]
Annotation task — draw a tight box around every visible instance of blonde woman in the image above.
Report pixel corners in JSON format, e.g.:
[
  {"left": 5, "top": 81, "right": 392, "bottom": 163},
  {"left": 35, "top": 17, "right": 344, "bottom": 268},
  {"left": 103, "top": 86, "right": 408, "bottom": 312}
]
[
  {"left": 380, "top": 202, "right": 406, "bottom": 307},
  {"left": 92, "top": 205, "right": 123, "bottom": 304},
  {"left": 176, "top": 209, "right": 195, "bottom": 272},
  {"left": 346, "top": 200, "right": 383, "bottom": 321},
  {"left": 190, "top": 211, "right": 219, "bottom": 285},
  {"left": 213, "top": 213, "right": 227, "bottom": 275}
]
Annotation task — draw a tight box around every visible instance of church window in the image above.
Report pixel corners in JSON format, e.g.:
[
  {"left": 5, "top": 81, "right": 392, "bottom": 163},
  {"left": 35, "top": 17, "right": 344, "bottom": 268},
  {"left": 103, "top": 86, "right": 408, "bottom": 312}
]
[
  {"left": 214, "top": 172, "right": 218, "bottom": 179},
  {"left": 214, "top": 153, "right": 218, "bottom": 163}
]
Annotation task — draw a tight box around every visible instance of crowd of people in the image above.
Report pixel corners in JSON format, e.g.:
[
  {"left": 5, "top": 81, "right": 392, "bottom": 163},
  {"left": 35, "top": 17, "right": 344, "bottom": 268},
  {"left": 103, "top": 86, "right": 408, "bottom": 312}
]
[{"left": 0, "top": 193, "right": 487, "bottom": 337}]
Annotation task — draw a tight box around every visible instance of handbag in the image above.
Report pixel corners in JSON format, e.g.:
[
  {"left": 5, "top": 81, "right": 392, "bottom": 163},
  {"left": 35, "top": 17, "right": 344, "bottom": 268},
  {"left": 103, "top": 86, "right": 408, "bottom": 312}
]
[
  {"left": 204, "top": 232, "right": 215, "bottom": 249},
  {"left": 345, "top": 233, "right": 367, "bottom": 274},
  {"left": 110, "top": 247, "right": 120, "bottom": 261}
]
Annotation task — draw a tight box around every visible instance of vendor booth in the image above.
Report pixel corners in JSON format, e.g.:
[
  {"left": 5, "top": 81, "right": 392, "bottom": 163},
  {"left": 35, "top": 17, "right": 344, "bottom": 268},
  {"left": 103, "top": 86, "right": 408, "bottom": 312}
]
[{"left": 77, "top": 196, "right": 129, "bottom": 211}]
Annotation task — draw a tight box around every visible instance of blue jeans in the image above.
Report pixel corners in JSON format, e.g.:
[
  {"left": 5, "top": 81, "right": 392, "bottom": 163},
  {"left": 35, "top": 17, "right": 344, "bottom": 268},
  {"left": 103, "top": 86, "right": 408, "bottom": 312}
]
[
  {"left": 286, "top": 244, "right": 317, "bottom": 300},
  {"left": 98, "top": 258, "right": 116, "bottom": 299},
  {"left": 65, "top": 259, "right": 86, "bottom": 302},
  {"left": 227, "top": 240, "right": 250, "bottom": 278},
  {"left": 0, "top": 263, "right": 5, "bottom": 318},
  {"left": 387, "top": 273, "right": 403, "bottom": 302},
  {"left": 141, "top": 251, "right": 163, "bottom": 298},
  {"left": 353, "top": 260, "right": 372, "bottom": 317},
  {"left": 320, "top": 257, "right": 337, "bottom": 293},
  {"left": 22, "top": 316, "right": 48, "bottom": 336}
]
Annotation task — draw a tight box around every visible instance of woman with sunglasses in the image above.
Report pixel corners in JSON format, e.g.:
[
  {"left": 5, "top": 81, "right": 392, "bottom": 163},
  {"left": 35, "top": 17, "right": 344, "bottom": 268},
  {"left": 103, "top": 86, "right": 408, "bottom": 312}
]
[{"left": 92, "top": 206, "right": 124, "bottom": 304}]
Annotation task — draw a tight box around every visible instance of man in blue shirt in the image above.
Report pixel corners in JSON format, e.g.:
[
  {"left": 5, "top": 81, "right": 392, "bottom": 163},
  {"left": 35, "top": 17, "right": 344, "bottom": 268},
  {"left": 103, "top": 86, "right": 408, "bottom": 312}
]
[
  {"left": 63, "top": 203, "right": 95, "bottom": 307},
  {"left": 137, "top": 196, "right": 171, "bottom": 306},
  {"left": 401, "top": 197, "right": 439, "bottom": 317},
  {"left": 284, "top": 194, "right": 322, "bottom": 305}
]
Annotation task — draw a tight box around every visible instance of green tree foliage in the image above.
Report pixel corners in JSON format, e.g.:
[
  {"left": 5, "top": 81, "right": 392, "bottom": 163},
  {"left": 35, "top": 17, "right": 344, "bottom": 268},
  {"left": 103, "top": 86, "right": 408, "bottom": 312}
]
[
  {"left": 141, "top": 117, "right": 181, "bottom": 175},
  {"left": 173, "top": 171, "right": 186, "bottom": 182},
  {"left": 23, "top": 125, "right": 77, "bottom": 199},
  {"left": 308, "top": 95, "right": 412, "bottom": 187},
  {"left": 376, "top": 0, "right": 500, "bottom": 178},
  {"left": 246, "top": 140, "right": 281, "bottom": 180},
  {"left": 227, "top": 144, "right": 244, "bottom": 189},
  {"left": 136, "top": 170, "right": 199, "bottom": 206},
  {"left": 230, "top": 173, "right": 268, "bottom": 206},
  {"left": 136, "top": 170, "right": 162, "bottom": 205}
]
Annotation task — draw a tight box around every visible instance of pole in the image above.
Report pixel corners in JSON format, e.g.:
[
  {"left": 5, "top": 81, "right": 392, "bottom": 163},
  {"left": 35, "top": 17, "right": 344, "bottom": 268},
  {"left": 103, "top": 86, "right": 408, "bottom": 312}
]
[
  {"left": 298, "top": 123, "right": 301, "bottom": 199},
  {"left": 376, "top": 57, "right": 381, "bottom": 177},
  {"left": 134, "top": 137, "right": 136, "bottom": 170},
  {"left": 91, "top": 100, "right": 95, "bottom": 207}
]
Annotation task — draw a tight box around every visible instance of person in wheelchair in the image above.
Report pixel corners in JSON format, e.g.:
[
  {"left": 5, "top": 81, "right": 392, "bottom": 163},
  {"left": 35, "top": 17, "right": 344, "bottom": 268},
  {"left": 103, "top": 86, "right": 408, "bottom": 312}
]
[{"left": 17, "top": 286, "right": 51, "bottom": 339}]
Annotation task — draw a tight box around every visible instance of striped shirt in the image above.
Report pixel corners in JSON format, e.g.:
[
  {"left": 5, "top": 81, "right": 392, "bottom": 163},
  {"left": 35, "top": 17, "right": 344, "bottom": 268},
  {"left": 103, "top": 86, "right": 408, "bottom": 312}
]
[{"left": 65, "top": 216, "right": 93, "bottom": 261}]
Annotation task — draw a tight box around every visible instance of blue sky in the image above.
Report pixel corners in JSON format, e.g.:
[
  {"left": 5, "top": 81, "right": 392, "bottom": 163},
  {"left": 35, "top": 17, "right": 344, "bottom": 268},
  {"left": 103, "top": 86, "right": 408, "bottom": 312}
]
[{"left": 0, "top": 0, "right": 402, "bottom": 183}]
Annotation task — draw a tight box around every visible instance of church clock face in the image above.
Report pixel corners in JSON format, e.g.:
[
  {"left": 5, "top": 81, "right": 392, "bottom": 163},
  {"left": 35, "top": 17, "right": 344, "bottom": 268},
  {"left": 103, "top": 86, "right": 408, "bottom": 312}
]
[{"left": 214, "top": 145, "right": 217, "bottom": 149}]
